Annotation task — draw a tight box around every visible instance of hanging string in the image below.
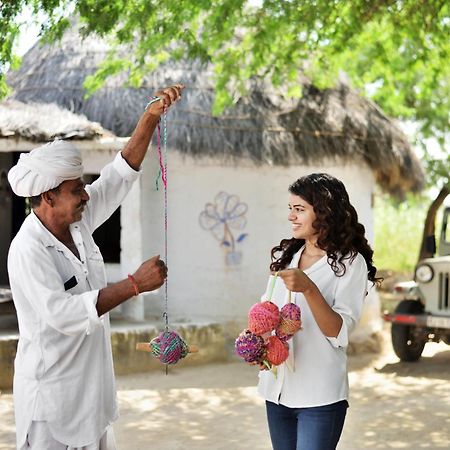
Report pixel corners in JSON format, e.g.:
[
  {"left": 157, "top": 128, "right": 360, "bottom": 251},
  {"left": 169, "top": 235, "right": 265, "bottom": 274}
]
[
  {"left": 156, "top": 104, "right": 169, "bottom": 374},
  {"left": 155, "top": 124, "right": 162, "bottom": 190},
  {"left": 147, "top": 96, "right": 170, "bottom": 372},
  {"left": 161, "top": 106, "right": 168, "bottom": 333},
  {"left": 137, "top": 96, "right": 198, "bottom": 372},
  {"left": 146, "top": 96, "right": 164, "bottom": 191},
  {"left": 155, "top": 118, "right": 167, "bottom": 191}
]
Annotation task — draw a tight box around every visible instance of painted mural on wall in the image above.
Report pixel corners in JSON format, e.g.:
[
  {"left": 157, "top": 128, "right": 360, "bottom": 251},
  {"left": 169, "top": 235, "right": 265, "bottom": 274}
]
[{"left": 199, "top": 191, "right": 248, "bottom": 266}]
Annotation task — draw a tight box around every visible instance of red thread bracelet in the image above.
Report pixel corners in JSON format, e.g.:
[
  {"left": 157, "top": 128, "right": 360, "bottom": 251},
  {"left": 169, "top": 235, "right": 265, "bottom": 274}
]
[{"left": 128, "top": 274, "right": 139, "bottom": 296}]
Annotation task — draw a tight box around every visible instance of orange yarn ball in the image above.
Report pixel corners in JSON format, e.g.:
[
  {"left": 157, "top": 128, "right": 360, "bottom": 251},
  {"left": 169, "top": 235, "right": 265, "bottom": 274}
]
[
  {"left": 265, "top": 335, "right": 289, "bottom": 366},
  {"left": 248, "top": 301, "right": 280, "bottom": 335}
]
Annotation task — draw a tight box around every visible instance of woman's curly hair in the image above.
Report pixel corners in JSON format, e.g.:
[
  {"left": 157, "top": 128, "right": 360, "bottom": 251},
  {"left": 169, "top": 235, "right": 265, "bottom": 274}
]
[{"left": 270, "top": 173, "right": 380, "bottom": 284}]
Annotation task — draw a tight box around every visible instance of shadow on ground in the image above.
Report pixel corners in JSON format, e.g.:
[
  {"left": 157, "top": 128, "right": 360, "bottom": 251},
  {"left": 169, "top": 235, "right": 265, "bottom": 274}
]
[
  {"left": 376, "top": 349, "right": 450, "bottom": 380},
  {"left": 1, "top": 330, "right": 449, "bottom": 450}
]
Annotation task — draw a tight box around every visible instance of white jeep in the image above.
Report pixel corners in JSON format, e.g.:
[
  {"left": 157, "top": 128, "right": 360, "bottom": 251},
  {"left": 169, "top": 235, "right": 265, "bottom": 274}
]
[{"left": 384, "top": 206, "right": 450, "bottom": 361}]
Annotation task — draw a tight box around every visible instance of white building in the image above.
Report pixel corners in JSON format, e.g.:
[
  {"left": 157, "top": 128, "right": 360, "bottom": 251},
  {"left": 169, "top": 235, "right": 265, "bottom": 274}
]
[{"left": 3, "top": 27, "right": 424, "bottom": 343}]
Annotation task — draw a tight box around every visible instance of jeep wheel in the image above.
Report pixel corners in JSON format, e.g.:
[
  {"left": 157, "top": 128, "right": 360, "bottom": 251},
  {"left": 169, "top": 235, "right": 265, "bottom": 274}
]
[{"left": 391, "top": 300, "right": 426, "bottom": 362}]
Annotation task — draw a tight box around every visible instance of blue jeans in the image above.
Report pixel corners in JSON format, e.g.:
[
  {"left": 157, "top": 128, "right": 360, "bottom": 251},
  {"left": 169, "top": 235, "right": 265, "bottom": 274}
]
[{"left": 266, "top": 400, "right": 348, "bottom": 450}]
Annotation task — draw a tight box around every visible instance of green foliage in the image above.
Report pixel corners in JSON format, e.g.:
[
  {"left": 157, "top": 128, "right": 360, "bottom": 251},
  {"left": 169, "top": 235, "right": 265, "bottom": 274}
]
[
  {"left": 83, "top": 56, "right": 131, "bottom": 94},
  {"left": 374, "top": 193, "right": 428, "bottom": 272},
  {"left": 1, "top": 2, "right": 448, "bottom": 192},
  {"left": 0, "top": 0, "right": 25, "bottom": 95},
  {"left": 424, "top": 149, "right": 450, "bottom": 188},
  {"left": 374, "top": 192, "right": 447, "bottom": 272},
  {"left": 2, "top": 2, "right": 448, "bottom": 123}
]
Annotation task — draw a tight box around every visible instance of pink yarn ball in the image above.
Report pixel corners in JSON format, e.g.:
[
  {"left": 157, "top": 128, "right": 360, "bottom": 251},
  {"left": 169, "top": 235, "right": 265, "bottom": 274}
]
[
  {"left": 248, "top": 301, "right": 280, "bottom": 335},
  {"left": 150, "top": 331, "right": 189, "bottom": 365},
  {"left": 265, "top": 335, "right": 289, "bottom": 366},
  {"left": 276, "top": 303, "right": 302, "bottom": 341}
]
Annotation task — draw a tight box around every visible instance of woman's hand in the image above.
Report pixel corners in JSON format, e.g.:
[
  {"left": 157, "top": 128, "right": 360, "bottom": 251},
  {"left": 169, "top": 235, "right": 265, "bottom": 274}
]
[
  {"left": 278, "top": 269, "right": 317, "bottom": 294},
  {"left": 278, "top": 269, "right": 343, "bottom": 338}
]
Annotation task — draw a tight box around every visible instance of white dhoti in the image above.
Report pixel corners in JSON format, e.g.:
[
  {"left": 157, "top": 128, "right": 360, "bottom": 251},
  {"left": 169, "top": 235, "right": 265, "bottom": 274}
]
[{"left": 24, "top": 421, "right": 117, "bottom": 450}]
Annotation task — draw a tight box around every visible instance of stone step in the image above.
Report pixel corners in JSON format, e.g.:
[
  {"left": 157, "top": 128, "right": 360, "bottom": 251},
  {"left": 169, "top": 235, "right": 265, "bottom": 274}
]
[{"left": 0, "top": 319, "right": 236, "bottom": 390}]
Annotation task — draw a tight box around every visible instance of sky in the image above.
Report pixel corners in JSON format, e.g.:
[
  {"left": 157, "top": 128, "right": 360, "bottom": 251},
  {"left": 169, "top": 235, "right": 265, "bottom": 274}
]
[{"left": 15, "top": 9, "right": 41, "bottom": 56}]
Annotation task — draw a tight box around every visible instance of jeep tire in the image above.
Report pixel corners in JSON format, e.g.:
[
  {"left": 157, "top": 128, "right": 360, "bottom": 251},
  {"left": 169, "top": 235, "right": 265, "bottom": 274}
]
[{"left": 391, "top": 300, "right": 426, "bottom": 362}]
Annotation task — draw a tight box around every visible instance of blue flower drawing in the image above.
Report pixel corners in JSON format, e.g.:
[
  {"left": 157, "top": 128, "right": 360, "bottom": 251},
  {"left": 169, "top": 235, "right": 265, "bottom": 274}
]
[{"left": 199, "top": 192, "right": 249, "bottom": 265}]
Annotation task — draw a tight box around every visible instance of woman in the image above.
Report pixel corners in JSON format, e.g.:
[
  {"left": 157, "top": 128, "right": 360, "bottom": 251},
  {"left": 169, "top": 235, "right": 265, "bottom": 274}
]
[{"left": 257, "top": 173, "right": 380, "bottom": 450}]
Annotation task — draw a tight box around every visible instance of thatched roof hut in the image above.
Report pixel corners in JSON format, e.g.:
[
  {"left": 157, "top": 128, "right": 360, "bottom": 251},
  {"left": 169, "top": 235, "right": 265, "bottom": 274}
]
[
  {"left": 8, "top": 26, "right": 424, "bottom": 197},
  {"left": 0, "top": 99, "right": 108, "bottom": 142},
  {"left": 0, "top": 99, "right": 126, "bottom": 159}
]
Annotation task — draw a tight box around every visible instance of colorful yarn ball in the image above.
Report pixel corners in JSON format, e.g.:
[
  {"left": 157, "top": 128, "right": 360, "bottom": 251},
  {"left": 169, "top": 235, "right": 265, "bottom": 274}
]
[
  {"left": 248, "top": 301, "right": 280, "bottom": 335},
  {"left": 265, "top": 335, "right": 289, "bottom": 366},
  {"left": 150, "top": 330, "right": 189, "bottom": 365},
  {"left": 276, "top": 303, "right": 302, "bottom": 341},
  {"left": 235, "top": 329, "right": 265, "bottom": 363}
]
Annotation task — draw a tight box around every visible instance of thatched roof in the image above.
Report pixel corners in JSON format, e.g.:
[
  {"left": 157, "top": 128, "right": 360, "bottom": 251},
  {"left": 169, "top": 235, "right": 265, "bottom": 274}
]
[
  {"left": 7, "top": 25, "right": 424, "bottom": 196},
  {"left": 0, "top": 99, "right": 110, "bottom": 141}
]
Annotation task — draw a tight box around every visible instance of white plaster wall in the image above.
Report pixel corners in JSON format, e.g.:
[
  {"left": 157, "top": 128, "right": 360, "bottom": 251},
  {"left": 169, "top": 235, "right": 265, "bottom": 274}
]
[
  {"left": 120, "top": 151, "right": 168, "bottom": 320},
  {"left": 80, "top": 148, "right": 118, "bottom": 174},
  {"left": 73, "top": 144, "right": 380, "bottom": 333},
  {"left": 138, "top": 151, "right": 376, "bottom": 323},
  {"left": 79, "top": 146, "right": 150, "bottom": 320}
]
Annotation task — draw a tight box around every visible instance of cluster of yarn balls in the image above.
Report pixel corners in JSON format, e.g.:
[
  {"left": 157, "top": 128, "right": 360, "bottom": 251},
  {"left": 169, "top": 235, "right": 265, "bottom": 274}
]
[
  {"left": 235, "top": 300, "right": 302, "bottom": 369},
  {"left": 150, "top": 330, "right": 189, "bottom": 364}
]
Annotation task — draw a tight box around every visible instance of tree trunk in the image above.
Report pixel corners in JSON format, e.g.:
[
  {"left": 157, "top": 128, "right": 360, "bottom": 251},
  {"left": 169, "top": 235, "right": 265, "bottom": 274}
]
[{"left": 417, "top": 184, "right": 450, "bottom": 262}]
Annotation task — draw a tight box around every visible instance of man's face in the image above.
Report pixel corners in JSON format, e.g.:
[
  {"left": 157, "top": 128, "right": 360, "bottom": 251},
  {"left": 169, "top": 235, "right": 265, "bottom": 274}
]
[{"left": 52, "top": 178, "right": 89, "bottom": 225}]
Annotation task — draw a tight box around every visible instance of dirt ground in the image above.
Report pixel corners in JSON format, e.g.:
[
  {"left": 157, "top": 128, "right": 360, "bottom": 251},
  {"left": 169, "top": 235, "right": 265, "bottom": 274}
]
[{"left": 1, "top": 325, "right": 449, "bottom": 450}]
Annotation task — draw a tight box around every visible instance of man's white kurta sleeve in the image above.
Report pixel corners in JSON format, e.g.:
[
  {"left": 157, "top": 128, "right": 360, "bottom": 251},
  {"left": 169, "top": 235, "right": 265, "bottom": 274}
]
[
  {"left": 8, "top": 242, "right": 102, "bottom": 336},
  {"left": 84, "top": 152, "right": 141, "bottom": 232},
  {"left": 326, "top": 254, "right": 368, "bottom": 348}
]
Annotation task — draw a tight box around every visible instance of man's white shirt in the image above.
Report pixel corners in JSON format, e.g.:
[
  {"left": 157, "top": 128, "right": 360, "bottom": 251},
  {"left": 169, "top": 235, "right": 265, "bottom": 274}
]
[{"left": 8, "top": 152, "right": 140, "bottom": 449}]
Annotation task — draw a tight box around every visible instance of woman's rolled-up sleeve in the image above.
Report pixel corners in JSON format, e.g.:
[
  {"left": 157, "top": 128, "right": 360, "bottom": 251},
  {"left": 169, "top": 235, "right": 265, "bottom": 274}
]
[
  {"left": 9, "top": 243, "right": 102, "bottom": 336},
  {"left": 326, "top": 253, "right": 368, "bottom": 348}
]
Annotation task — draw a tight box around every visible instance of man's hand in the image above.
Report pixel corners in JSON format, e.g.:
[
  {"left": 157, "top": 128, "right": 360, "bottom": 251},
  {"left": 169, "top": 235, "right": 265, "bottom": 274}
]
[
  {"left": 133, "top": 255, "right": 168, "bottom": 293},
  {"left": 96, "top": 255, "right": 168, "bottom": 316},
  {"left": 121, "top": 84, "right": 185, "bottom": 170},
  {"left": 278, "top": 269, "right": 316, "bottom": 294},
  {"left": 147, "top": 84, "right": 185, "bottom": 117}
]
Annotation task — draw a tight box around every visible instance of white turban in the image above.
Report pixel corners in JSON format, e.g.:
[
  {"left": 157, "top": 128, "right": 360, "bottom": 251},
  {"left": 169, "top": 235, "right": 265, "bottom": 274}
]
[{"left": 8, "top": 140, "right": 84, "bottom": 197}]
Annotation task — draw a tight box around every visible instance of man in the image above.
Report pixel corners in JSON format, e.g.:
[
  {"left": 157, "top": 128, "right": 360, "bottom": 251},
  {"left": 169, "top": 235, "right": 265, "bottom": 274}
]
[{"left": 7, "top": 84, "right": 184, "bottom": 449}]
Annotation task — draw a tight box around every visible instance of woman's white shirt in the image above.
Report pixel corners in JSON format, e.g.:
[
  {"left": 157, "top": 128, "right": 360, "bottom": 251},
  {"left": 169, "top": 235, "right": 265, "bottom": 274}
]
[{"left": 257, "top": 246, "right": 369, "bottom": 408}]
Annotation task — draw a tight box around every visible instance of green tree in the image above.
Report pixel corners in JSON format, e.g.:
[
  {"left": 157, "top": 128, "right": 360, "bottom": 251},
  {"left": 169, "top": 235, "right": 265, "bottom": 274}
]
[
  {"left": 1, "top": 1, "right": 448, "bottom": 120},
  {"left": 1, "top": 0, "right": 449, "bottom": 261}
]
